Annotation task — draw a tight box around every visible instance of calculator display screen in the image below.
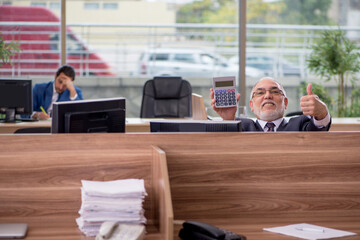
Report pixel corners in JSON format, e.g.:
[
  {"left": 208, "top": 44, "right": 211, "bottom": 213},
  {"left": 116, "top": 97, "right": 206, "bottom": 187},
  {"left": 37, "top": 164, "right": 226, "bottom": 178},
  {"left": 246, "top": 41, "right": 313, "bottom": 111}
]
[{"left": 215, "top": 81, "right": 233, "bottom": 87}]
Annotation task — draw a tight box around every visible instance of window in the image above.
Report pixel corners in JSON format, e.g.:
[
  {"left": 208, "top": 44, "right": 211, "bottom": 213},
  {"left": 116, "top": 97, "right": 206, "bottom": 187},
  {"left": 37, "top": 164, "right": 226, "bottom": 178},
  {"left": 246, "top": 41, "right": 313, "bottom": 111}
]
[
  {"left": 103, "top": 3, "right": 118, "bottom": 10},
  {"left": 173, "top": 54, "right": 195, "bottom": 63},
  {"left": 49, "top": 34, "right": 59, "bottom": 51},
  {"left": 84, "top": 3, "right": 99, "bottom": 10},
  {"left": 149, "top": 54, "right": 169, "bottom": 61},
  {"left": 200, "top": 54, "right": 216, "bottom": 65},
  {"left": 50, "top": 2, "right": 60, "bottom": 10},
  {"left": 30, "top": 2, "right": 46, "bottom": 7},
  {"left": 49, "top": 34, "right": 84, "bottom": 53},
  {"left": 67, "top": 34, "right": 84, "bottom": 53}
]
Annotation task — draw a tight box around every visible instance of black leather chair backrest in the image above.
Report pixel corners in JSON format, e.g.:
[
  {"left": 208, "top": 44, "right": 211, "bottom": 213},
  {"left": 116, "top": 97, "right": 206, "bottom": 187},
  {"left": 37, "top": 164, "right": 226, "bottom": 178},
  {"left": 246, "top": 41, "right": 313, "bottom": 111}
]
[
  {"left": 140, "top": 76, "right": 192, "bottom": 118},
  {"left": 14, "top": 127, "right": 51, "bottom": 134},
  {"left": 285, "top": 111, "right": 303, "bottom": 117}
]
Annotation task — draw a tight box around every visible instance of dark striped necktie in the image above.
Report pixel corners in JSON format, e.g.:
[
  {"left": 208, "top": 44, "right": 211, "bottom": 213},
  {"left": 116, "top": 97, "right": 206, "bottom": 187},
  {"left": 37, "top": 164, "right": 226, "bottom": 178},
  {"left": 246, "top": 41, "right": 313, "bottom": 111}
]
[{"left": 265, "top": 122, "right": 275, "bottom": 132}]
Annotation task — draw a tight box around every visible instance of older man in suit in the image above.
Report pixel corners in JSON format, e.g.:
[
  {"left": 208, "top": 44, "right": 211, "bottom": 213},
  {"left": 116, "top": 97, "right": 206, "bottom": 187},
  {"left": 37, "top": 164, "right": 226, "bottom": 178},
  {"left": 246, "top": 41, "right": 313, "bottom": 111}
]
[{"left": 210, "top": 77, "right": 331, "bottom": 132}]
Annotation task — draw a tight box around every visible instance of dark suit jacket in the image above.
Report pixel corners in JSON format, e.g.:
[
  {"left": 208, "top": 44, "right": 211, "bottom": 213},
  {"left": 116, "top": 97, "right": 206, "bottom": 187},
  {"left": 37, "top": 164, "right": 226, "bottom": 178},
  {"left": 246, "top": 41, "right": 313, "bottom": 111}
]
[
  {"left": 237, "top": 115, "right": 331, "bottom": 132},
  {"left": 33, "top": 81, "right": 83, "bottom": 112}
]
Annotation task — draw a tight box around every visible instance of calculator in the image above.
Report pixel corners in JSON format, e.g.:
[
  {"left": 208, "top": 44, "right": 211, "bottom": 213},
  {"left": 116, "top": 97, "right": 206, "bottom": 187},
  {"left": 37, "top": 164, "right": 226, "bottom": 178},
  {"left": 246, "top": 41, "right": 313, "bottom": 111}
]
[{"left": 213, "top": 76, "right": 237, "bottom": 108}]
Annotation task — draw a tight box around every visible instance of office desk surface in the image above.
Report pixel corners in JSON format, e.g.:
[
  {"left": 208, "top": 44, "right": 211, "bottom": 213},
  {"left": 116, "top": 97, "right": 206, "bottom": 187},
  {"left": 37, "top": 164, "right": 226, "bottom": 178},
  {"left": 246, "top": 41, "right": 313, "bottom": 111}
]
[
  {"left": 172, "top": 219, "right": 360, "bottom": 240},
  {"left": 0, "top": 120, "right": 51, "bottom": 133},
  {"left": 0, "top": 118, "right": 151, "bottom": 133},
  {"left": 1, "top": 118, "right": 360, "bottom": 134},
  {"left": 1, "top": 217, "right": 161, "bottom": 240}
]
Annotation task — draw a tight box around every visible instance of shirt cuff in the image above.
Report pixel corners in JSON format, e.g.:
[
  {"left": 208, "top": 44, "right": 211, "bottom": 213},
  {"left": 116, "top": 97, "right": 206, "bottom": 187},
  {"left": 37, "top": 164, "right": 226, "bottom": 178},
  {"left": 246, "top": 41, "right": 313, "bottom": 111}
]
[
  {"left": 313, "top": 112, "right": 331, "bottom": 127},
  {"left": 70, "top": 93, "right": 78, "bottom": 101}
]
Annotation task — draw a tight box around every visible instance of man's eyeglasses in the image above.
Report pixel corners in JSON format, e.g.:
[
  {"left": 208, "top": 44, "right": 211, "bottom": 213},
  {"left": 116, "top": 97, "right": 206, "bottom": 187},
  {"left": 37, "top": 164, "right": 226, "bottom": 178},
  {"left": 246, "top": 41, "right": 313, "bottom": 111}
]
[{"left": 252, "top": 88, "right": 284, "bottom": 98}]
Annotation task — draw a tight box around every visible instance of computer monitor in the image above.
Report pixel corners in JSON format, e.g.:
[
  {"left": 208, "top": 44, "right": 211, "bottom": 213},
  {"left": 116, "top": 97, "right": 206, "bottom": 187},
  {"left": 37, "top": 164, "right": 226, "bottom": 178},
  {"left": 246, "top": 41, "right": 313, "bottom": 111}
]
[
  {"left": 0, "top": 79, "right": 32, "bottom": 123},
  {"left": 150, "top": 120, "right": 242, "bottom": 132},
  {"left": 51, "top": 97, "right": 126, "bottom": 133}
]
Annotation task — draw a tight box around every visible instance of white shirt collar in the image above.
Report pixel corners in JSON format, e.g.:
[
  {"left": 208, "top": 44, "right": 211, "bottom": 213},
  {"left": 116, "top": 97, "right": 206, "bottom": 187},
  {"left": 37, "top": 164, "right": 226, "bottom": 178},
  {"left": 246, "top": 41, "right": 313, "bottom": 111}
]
[{"left": 257, "top": 118, "right": 284, "bottom": 131}]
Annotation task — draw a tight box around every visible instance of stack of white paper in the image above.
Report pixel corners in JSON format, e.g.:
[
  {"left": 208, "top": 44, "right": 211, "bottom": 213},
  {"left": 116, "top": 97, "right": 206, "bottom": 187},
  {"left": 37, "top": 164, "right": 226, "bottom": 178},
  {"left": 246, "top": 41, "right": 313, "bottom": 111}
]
[{"left": 76, "top": 179, "right": 147, "bottom": 236}]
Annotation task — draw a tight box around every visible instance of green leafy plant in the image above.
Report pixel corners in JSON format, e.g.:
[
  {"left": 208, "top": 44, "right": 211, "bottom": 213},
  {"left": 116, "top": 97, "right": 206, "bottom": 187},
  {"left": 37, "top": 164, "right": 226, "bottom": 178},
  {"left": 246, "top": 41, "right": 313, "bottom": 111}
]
[
  {"left": 0, "top": 36, "right": 20, "bottom": 66},
  {"left": 307, "top": 29, "right": 360, "bottom": 117},
  {"left": 347, "top": 85, "right": 360, "bottom": 117}
]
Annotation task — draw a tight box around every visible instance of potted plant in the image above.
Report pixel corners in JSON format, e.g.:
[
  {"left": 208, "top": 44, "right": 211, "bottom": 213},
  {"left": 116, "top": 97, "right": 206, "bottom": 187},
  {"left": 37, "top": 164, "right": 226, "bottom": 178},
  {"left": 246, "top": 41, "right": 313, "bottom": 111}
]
[
  {"left": 0, "top": 36, "right": 20, "bottom": 66},
  {"left": 306, "top": 29, "right": 360, "bottom": 117}
]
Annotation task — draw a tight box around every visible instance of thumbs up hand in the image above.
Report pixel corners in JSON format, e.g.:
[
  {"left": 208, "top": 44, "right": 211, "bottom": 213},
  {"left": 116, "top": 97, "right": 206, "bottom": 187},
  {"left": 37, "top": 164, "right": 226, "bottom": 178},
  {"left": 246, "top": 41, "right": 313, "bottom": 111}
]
[{"left": 300, "top": 83, "right": 328, "bottom": 120}]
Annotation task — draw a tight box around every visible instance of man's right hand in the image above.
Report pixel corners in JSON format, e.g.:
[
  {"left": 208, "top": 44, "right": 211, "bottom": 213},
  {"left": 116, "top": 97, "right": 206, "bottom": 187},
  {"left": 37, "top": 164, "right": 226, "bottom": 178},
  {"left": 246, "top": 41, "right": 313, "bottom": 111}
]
[
  {"left": 32, "top": 112, "right": 50, "bottom": 120},
  {"left": 62, "top": 78, "right": 77, "bottom": 98},
  {"left": 210, "top": 88, "right": 240, "bottom": 120}
]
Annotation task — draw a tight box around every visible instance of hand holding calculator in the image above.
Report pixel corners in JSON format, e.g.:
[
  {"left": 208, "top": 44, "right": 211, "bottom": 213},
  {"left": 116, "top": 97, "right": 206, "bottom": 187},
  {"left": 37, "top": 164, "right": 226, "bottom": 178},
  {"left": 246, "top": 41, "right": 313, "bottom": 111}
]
[{"left": 212, "top": 76, "right": 237, "bottom": 108}]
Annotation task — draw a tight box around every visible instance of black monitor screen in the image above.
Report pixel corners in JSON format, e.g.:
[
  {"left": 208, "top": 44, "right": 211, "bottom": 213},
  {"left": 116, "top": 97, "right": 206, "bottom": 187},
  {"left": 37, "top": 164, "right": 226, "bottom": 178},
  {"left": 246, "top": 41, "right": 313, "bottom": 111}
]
[
  {"left": 0, "top": 79, "right": 32, "bottom": 123},
  {"left": 52, "top": 97, "right": 126, "bottom": 133},
  {"left": 150, "top": 120, "right": 242, "bottom": 132}
]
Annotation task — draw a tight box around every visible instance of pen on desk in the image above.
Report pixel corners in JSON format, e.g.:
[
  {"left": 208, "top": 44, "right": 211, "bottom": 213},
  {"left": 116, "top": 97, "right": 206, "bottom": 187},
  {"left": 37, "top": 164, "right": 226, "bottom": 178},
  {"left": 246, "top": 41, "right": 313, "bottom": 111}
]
[
  {"left": 40, "top": 106, "right": 47, "bottom": 115},
  {"left": 295, "top": 227, "right": 325, "bottom": 233}
]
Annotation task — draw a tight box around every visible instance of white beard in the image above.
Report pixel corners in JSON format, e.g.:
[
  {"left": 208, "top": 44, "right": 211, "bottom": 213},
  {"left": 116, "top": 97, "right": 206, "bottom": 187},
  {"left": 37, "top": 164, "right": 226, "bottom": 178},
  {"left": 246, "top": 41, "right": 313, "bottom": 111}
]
[{"left": 254, "top": 101, "right": 285, "bottom": 121}]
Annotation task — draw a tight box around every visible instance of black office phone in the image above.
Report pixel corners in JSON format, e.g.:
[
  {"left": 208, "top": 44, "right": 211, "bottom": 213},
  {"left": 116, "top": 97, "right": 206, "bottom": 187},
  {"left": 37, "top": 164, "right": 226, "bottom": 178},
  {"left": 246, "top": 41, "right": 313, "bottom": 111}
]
[{"left": 178, "top": 220, "right": 246, "bottom": 240}]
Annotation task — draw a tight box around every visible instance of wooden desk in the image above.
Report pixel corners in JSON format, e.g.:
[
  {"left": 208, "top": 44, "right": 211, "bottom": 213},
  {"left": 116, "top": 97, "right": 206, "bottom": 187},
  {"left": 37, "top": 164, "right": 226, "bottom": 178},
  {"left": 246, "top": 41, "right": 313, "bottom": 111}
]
[
  {"left": 0, "top": 120, "right": 52, "bottom": 134},
  {"left": 1, "top": 132, "right": 360, "bottom": 240},
  {"left": 1, "top": 117, "right": 359, "bottom": 134},
  {"left": 159, "top": 132, "right": 360, "bottom": 240},
  {"left": 0, "top": 135, "right": 173, "bottom": 240},
  {"left": 0, "top": 118, "right": 151, "bottom": 134},
  {"left": 330, "top": 118, "right": 360, "bottom": 131},
  {"left": 126, "top": 118, "right": 151, "bottom": 132}
]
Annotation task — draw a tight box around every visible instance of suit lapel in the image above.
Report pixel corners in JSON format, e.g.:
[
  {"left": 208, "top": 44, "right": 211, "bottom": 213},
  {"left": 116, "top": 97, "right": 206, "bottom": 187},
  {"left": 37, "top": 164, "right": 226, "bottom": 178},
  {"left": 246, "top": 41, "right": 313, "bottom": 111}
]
[
  {"left": 58, "top": 90, "right": 69, "bottom": 101},
  {"left": 277, "top": 118, "right": 287, "bottom": 131},
  {"left": 255, "top": 120, "right": 264, "bottom": 132},
  {"left": 44, "top": 82, "right": 54, "bottom": 110}
]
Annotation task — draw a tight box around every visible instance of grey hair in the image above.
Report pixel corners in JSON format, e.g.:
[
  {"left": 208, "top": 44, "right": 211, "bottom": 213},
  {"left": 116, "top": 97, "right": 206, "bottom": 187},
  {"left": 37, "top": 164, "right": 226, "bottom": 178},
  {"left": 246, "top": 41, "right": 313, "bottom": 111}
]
[{"left": 249, "top": 77, "right": 287, "bottom": 100}]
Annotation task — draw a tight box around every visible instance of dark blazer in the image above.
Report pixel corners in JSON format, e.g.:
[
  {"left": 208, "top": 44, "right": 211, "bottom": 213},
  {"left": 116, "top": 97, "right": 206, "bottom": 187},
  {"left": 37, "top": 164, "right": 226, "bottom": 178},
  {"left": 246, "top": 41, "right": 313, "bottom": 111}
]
[
  {"left": 33, "top": 81, "right": 83, "bottom": 112},
  {"left": 237, "top": 115, "right": 331, "bottom": 132}
]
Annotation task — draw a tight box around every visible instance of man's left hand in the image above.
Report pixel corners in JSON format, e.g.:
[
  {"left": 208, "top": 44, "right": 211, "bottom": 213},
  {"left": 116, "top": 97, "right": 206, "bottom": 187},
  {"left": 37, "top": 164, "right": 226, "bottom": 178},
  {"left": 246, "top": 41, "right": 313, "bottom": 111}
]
[
  {"left": 300, "top": 83, "right": 328, "bottom": 120},
  {"left": 63, "top": 78, "right": 77, "bottom": 98}
]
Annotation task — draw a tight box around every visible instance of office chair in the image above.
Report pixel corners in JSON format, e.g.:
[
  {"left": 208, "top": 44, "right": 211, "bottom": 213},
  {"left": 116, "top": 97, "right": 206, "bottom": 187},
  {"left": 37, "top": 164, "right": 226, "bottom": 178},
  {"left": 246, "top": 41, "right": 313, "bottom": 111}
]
[
  {"left": 14, "top": 127, "right": 51, "bottom": 134},
  {"left": 140, "top": 76, "right": 192, "bottom": 118},
  {"left": 285, "top": 111, "right": 303, "bottom": 117}
]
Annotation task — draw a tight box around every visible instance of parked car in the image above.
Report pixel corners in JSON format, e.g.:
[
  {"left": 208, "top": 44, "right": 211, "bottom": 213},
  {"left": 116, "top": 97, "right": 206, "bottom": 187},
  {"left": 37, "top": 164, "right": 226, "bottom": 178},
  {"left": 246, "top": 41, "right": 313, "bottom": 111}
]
[
  {"left": 136, "top": 48, "right": 264, "bottom": 78},
  {"left": 0, "top": 5, "right": 114, "bottom": 76},
  {"left": 228, "top": 55, "right": 302, "bottom": 77}
]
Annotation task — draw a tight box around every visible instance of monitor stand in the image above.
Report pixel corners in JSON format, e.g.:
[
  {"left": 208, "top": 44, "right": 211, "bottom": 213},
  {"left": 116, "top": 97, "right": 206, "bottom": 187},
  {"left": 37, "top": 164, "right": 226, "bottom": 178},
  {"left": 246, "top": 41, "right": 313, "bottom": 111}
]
[
  {"left": 3, "top": 109, "right": 16, "bottom": 123},
  {"left": 0, "top": 109, "right": 39, "bottom": 123},
  {"left": 0, "top": 109, "right": 22, "bottom": 123}
]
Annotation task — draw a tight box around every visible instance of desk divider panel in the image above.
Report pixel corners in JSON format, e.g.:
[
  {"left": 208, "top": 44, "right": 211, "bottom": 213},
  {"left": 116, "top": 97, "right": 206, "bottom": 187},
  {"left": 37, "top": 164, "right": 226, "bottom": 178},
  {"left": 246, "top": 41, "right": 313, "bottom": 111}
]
[
  {"left": 152, "top": 146, "right": 174, "bottom": 240},
  {"left": 0, "top": 135, "right": 173, "bottom": 240},
  {"left": 191, "top": 93, "right": 207, "bottom": 120}
]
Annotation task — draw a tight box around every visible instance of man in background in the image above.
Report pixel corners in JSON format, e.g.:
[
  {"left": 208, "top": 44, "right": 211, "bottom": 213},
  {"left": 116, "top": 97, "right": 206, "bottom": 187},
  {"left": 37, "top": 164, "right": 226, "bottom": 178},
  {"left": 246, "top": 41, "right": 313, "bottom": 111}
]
[
  {"left": 210, "top": 77, "right": 331, "bottom": 131},
  {"left": 32, "top": 65, "right": 83, "bottom": 120}
]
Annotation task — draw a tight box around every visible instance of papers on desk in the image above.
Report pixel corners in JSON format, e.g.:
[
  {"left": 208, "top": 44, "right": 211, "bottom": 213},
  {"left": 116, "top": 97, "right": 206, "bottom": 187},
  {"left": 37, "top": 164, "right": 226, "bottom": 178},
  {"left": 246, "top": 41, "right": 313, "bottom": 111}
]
[
  {"left": 76, "top": 179, "right": 147, "bottom": 236},
  {"left": 263, "top": 223, "right": 357, "bottom": 240}
]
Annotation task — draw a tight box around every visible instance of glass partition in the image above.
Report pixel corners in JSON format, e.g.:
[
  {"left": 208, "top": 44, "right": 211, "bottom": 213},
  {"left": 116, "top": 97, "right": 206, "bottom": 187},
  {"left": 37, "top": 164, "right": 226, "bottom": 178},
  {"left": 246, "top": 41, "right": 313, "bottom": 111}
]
[{"left": 1, "top": 0, "right": 359, "bottom": 117}]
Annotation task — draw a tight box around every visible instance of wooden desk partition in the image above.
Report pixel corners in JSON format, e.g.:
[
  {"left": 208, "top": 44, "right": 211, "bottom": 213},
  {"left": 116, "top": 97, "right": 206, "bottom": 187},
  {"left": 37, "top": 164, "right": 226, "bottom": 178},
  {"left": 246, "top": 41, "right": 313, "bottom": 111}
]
[
  {"left": 1, "top": 118, "right": 360, "bottom": 133},
  {"left": 156, "top": 132, "right": 360, "bottom": 240},
  {"left": 152, "top": 146, "right": 174, "bottom": 240},
  {"left": 0, "top": 135, "right": 173, "bottom": 240},
  {"left": 191, "top": 93, "right": 207, "bottom": 120},
  {"left": 0, "top": 132, "right": 360, "bottom": 240}
]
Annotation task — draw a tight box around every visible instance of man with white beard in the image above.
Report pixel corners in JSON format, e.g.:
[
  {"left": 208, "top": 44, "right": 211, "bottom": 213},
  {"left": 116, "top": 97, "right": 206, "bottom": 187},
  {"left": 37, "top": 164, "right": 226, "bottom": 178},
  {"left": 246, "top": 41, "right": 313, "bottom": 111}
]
[{"left": 210, "top": 77, "right": 331, "bottom": 132}]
